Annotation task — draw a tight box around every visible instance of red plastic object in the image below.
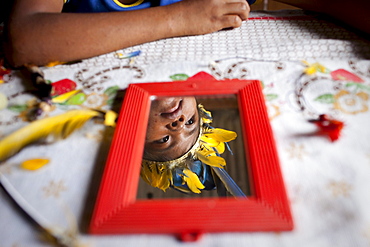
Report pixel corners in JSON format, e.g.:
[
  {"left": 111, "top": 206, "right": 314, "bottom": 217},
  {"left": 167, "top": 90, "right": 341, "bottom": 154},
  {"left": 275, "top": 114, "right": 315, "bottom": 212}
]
[
  {"left": 89, "top": 79, "right": 293, "bottom": 238},
  {"left": 51, "top": 78, "right": 77, "bottom": 97},
  {"left": 309, "top": 114, "right": 344, "bottom": 142},
  {"left": 188, "top": 71, "right": 217, "bottom": 80}
]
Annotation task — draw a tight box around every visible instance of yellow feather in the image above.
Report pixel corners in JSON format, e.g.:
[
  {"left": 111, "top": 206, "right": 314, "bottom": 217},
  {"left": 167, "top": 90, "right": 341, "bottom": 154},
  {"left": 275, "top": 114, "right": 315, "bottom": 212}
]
[
  {"left": 201, "top": 136, "right": 226, "bottom": 154},
  {"left": 155, "top": 171, "right": 171, "bottom": 191},
  {"left": 200, "top": 136, "right": 219, "bottom": 147},
  {"left": 141, "top": 164, "right": 156, "bottom": 185},
  {"left": 199, "top": 104, "right": 213, "bottom": 124},
  {"left": 140, "top": 164, "right": 171, "bottom": 191},
  {"left": 182, "top": 169, "right": 205, "bottom": 193},
  {"left": 51, "top": 90, "right": 81, "bottom": 104},
  {"left": 213, "top": 142, "right": 225, "bottom": 154},
  {"left": 204, "top": 128, "right": 237, "bottom": 143},
  {"left": 172, "top": 185, "right": 192, "bottom": 194},
  {"left": 198, "top": 149, "right": 215, "bottom": 157},
  {"left": 0, "top": 109, "right": 101, "bottom": 162},
  {"left": 140, "top": 165, "right": 152, "bottom": 184},
  {"left": 20, "top": 158, "right": 50, "bottom": 170},
  {"left": 197, "top": 150, "right": 226, "bottom": 168},
  {"left": 104, "top": 110, "right": 117, "bottom": 127}
]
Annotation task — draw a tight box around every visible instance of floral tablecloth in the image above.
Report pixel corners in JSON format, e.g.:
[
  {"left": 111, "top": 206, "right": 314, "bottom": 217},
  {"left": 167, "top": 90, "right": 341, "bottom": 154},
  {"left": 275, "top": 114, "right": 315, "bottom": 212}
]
[{"left": 1, "top": 10, "right": 370, "bottom": 247}]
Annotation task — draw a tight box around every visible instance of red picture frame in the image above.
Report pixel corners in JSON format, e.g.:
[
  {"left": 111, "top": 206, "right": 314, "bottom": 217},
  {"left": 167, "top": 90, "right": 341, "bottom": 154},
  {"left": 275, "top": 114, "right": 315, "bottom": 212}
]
[{"left": 89, "top": 78, "right": 293, "bottom": 240}]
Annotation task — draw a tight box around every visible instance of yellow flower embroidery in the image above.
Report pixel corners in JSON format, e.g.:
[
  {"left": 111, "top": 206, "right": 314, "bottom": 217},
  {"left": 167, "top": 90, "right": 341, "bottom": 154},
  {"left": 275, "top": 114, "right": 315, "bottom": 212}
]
[
  {"left": 266, "top": 103, "right": 281, "bottom": 121},
  {"left": 302, "top": 61, "right": 329, "bottom": 75},
  {"left": 334, "top": 90, "right": 369, "bottom": 114}
]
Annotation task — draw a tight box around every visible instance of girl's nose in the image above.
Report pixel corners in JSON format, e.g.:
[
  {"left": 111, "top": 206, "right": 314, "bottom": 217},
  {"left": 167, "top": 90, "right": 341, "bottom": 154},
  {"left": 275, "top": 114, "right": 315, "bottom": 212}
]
[{"left": 168, "top": 115, "right": 185, "bottom": 130}]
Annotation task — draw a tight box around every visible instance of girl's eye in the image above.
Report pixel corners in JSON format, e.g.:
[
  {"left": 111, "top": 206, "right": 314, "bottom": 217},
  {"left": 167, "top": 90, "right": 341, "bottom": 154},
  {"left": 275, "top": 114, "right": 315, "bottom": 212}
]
[
  {"left": 155, "top": 136, "right": 169, "bottom": 144},
  {"left": 186, "top": 116, "right": 195, "bottom": 125}
]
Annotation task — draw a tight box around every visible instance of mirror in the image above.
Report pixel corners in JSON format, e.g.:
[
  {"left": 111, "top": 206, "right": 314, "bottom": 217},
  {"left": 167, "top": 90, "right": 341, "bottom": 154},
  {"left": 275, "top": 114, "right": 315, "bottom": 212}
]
[
  {"left": 90, "top": 78, "right": 293, "bottom": 236},
  {"left": 137, "top": 95, "right": 250, "bottom": 199}
]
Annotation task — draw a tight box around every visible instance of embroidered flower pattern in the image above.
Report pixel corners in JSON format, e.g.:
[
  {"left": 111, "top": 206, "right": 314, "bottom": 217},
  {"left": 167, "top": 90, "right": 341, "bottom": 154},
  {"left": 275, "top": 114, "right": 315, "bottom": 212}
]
[
  {"left": 334, "top": 90, "right": 369, "bottom": 114},
  {"left": 83, "top": 92, "right": 109, "bottom": 109},
  {"left": 309, "top": 66, "right": 370, "bottom": 115},
  {"left": 327, "top": 180, "right": 352, "bottom": 197},
  {"left": 266, "top": 103, "right": 281, "bottom": 121},
  {"left": 43, "top": 180, "right": 67, "bottom": 198},
  {"left": 262, "top": 81, "right": 281, "bottom": 121},
  {"left": 286, "top": 142, "right": 307, "bottom": 160}
]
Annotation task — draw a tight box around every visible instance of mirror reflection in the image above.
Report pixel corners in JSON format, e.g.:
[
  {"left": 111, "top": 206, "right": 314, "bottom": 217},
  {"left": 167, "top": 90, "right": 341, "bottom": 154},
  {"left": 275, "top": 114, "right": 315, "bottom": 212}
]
[{"left": 137, "top": 95, "right": 250, "bottom": 199}]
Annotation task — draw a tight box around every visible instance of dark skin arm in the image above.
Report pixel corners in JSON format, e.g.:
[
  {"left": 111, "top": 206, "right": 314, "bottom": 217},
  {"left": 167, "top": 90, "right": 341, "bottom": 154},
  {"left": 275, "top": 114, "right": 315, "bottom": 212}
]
[
  {"left": 4, "top": 0, "right": 250, "bottom": 67},
  {"left": 274, "top": 0, "right": 370, "bottom": 35}
]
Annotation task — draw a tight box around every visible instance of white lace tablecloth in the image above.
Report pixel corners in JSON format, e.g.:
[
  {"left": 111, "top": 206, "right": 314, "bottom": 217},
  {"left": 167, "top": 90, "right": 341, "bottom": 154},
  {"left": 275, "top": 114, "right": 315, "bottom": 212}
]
[{"left": 1, "top": 10, "right": 370, "bottom": 247}]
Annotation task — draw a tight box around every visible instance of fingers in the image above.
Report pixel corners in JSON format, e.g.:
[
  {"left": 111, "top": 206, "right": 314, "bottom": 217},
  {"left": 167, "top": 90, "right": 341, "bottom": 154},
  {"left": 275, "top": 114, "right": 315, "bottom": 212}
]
[
  {"left": 220, "top": 15, "right": 243, "bottom": 29},
  {"left": 219, "top": 0, "right": 249, "bottom": 29},
  {"left": 224, "top": 1, "right": 250, "bottom": 21},
  {"left": 170, "top": 0, "right": 250, "bottom": 35}
]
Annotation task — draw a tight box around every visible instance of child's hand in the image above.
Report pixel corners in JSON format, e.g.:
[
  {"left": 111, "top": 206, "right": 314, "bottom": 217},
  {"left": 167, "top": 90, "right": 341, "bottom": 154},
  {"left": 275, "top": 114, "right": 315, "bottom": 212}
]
[
  {"left": 167, "top": 0, "right": 250, "bottom": 36},
  {"left": 5, "top": 0, "right": 250, "bottom": 67}
]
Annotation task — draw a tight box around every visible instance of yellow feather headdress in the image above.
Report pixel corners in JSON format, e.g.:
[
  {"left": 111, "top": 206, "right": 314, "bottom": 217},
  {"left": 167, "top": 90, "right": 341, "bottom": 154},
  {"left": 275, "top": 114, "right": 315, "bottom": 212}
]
[{"left": 141, "top": 105, "right": 237, "bottom": 194}]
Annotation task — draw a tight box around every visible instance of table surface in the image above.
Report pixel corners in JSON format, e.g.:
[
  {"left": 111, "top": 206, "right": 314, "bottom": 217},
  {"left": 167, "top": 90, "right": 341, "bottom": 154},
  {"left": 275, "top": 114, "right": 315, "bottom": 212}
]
[{"left": 1, "top": 10, "right": 370, "bottom": 247}]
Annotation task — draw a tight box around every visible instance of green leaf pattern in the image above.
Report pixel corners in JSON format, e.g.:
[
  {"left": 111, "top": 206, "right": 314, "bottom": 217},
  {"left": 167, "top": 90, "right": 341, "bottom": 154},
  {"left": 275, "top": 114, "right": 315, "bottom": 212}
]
[{"left": 314, "top": 94, "right": 335, "bottom": 104}]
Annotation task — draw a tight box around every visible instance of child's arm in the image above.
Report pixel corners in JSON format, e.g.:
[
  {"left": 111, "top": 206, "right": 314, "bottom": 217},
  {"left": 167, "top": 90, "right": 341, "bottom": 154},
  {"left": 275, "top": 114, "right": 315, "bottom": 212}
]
[
  {"left": 274, "top": 0, "right": 370, "bottom": 35},
  {"left": 4, "top": 0, "right": 250, "bottom": 67}
]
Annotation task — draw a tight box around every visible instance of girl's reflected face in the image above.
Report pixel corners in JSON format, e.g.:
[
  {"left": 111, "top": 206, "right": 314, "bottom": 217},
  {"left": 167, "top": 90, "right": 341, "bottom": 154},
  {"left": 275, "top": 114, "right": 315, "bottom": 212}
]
[{"left": 144, "top": 97, "right": 199, "bottom": 161}]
